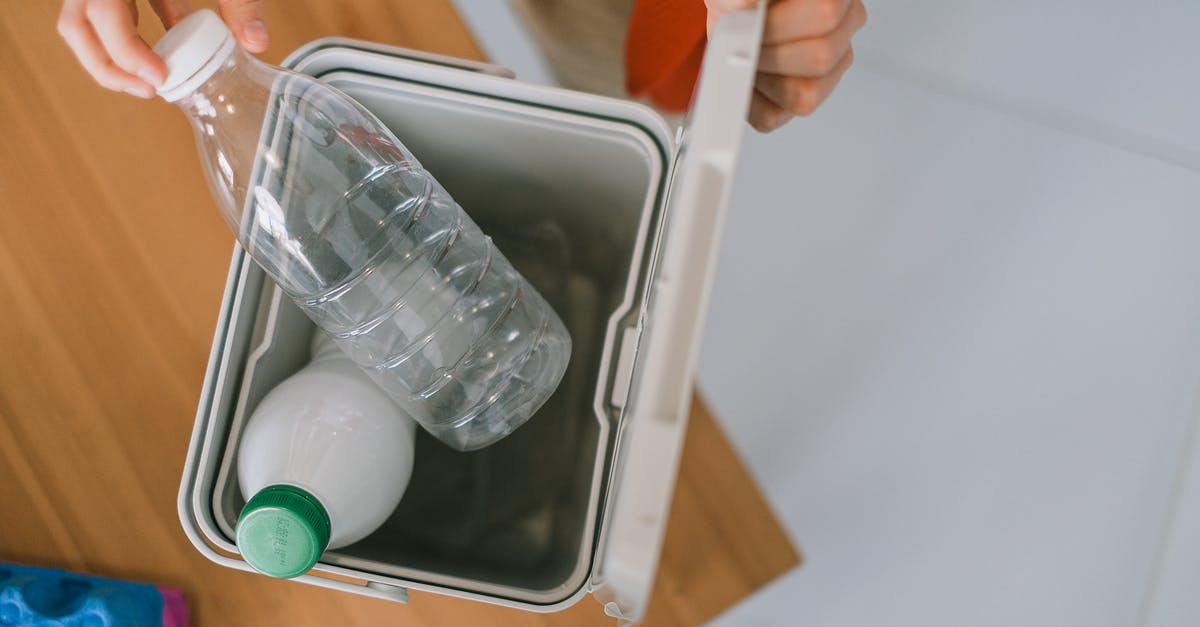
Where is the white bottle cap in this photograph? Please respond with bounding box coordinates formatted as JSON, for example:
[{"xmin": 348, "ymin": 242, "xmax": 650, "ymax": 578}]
[{"xmin": 153, "ymin": 9, "xmax": 237, "ymax": 102}]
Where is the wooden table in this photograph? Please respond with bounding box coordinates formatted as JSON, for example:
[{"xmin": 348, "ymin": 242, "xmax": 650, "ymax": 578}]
[{"xmin": 0, "ymin": 2, "xmax": 798, "ymax": 624}]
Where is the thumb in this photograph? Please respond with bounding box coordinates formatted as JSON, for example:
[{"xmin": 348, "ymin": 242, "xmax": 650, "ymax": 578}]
[{"xmin": 218, "ymin": 0, "xmax": 268, "ymax": 53}]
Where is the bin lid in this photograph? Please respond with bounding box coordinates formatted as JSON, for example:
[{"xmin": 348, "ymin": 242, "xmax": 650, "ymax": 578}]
[{"xmin": 593, "ymin": 3, "xmax": 767, "ymax": 624}]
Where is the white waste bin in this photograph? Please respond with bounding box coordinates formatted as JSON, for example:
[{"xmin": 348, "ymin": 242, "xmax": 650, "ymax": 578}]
[{"xmin": 178, "ymin": 6, "xmax": 765, "ymax": 623}]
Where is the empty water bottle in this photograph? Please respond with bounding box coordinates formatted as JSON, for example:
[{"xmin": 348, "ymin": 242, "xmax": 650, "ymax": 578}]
[{"xmin": 154, "ymin": 10, "xmax": 571, "ymax": 450}]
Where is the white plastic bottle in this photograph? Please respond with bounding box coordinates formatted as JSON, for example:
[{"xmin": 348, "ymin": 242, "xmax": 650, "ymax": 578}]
[{"xmin": 236, "ymin": 331, "xmax": 416, "ymax": 579}]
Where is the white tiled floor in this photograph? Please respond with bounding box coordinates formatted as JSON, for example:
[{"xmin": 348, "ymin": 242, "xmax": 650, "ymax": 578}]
[
  {"xmin": 454, "ymin": 1, "xmax": 1200, "ymax": 625},
  {"xmin": 703, "ymin": 67, "xmax": 1200, "ymax": 627},
  {"xmin": 855, "ymin": 0, "xmax": 1200, "ymax": 165}
]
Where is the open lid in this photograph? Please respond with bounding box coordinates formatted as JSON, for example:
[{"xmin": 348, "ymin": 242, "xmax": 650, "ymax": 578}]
[{"xmin": 594, "ymin": 4, "xmax": 767, "ymax": 624}]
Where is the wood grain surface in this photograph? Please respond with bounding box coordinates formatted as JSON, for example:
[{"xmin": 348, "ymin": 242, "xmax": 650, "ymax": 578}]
[{"xmin": 0, "ymin": 1, "xmax": 799, "ymax": 625}]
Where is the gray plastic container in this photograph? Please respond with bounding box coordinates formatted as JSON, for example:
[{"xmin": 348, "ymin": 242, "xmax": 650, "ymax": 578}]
[{"xmin": 178, "ymin": 7, "xmax": 765, "ymax": 624}]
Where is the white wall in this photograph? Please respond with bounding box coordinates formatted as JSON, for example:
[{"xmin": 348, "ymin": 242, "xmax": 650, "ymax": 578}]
[{"xmin": 454, "ymin": 1, "xmax": 1200, "ymax": 624}]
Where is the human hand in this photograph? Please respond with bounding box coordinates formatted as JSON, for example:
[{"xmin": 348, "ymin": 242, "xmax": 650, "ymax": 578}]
[
  {"xmin": 57, "ymin": 0, "xmax": 269, "ymax": 99},
  {"xmin": 706, "ymin": 0, "xmax": 867, "ymax": 132}
]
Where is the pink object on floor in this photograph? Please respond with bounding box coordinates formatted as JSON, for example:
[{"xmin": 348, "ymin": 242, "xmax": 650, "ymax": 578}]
[{"xmin": 157, "ymin": 585, "xmax": 190, "ymax": 627}]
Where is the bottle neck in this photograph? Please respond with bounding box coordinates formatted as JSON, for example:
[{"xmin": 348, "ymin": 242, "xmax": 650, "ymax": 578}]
[
  {"xmin": 174, "ymin": 47, "xmax": 271, "ymax": 123},
  {"xmin": 172, "ymin": 47, "xmax": 280, "ymax": 238}
]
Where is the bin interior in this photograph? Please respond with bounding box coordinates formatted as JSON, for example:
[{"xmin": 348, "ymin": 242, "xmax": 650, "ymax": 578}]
[{"xmin": 206, "ymin": 73, "xmax": 667, "ymax": 604}]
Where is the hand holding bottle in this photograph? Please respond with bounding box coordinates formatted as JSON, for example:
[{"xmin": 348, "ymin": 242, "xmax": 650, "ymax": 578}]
[{"xmin": 56, "ymin": 0, "xmax": 268, "ymax": 98}]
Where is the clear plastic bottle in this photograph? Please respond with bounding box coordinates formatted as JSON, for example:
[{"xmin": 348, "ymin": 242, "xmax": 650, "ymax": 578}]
[
  {"xmin": 154, "ymin": 10, "xmax": 571, "ymax": 450},
  {"xmin": 237, "ymin": 331, "xmax": 416, "ymax": 578}
]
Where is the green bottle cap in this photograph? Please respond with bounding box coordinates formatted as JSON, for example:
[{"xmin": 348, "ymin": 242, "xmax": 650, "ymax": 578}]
[{"xmin": 236, "ymin": 484, "xmax": 331, "ymax": 579}]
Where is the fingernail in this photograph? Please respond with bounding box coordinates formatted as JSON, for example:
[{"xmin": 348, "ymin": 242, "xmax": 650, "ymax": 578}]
[
  {"xmin": 137, "ymin": 68, "xmax": 163, "ymax": 86},
  {"xmin": 242, "ymin": 20, "xmax": 269, "ymax": 48},
  {"xmin": 124, "ymin": 86, "xmax": 154, "ymax": 99}
]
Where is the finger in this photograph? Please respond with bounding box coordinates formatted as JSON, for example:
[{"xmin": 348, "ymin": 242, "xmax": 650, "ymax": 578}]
[
  {"xmin": 763, "ymin": 0, "xmax": 852, "ymax": 45},
  {"xmin": 755, "ymin": 46, "xmax": 853, "ymax": 116},
  {"xmin": 87, "ymin": 0, "xmax": 166, "ymax": 85},
  {"xmin": 758, "ymin": 0, "xmax": 865, "ymax": 76},
  {"xmin": 148, "ymin": 0, "xmax": 193, "ymax": 27},
  {"xmin": 747, "ymin": 90, "xmax": 793, "ymax": 133},
  {"xmin": 218, "ymin": 0, "xmax": 269, "ymax": 52},
  {"xmin": 58, "ymin": 0, "xmax": 155, "ymax": 97}
]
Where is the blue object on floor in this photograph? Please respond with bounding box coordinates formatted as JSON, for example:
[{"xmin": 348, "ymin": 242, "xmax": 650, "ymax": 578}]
[{"xmin": 0, "ymin": 562, "xmax": 164, "ymax": 627}]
